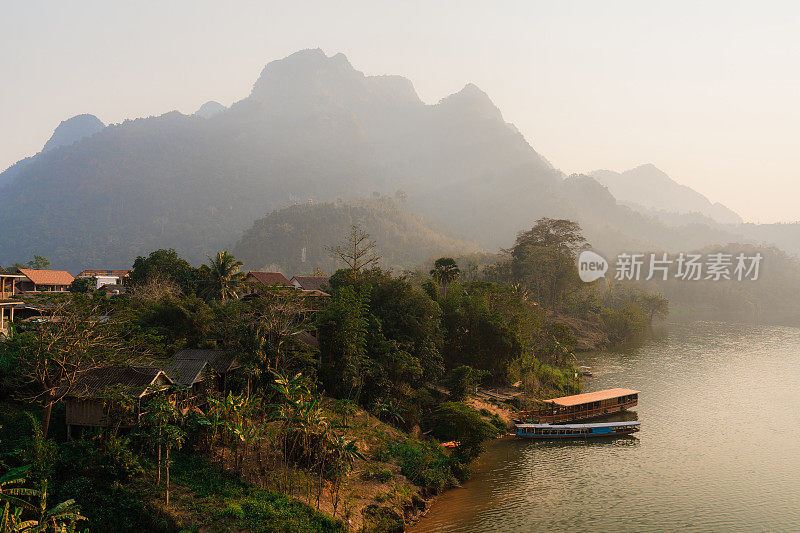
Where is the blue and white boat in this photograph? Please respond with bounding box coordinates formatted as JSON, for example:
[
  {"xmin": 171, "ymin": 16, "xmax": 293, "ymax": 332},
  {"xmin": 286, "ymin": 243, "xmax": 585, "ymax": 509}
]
[{"xmin": 515, "ymin": 421, "xmax": 640, "ymax": 439}]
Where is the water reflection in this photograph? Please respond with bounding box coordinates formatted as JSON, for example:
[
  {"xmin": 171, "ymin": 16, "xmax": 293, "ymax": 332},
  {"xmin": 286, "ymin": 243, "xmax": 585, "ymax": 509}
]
[{"xmin": 412, "ymin": 321, "xmax": 800, "ymax": 532}]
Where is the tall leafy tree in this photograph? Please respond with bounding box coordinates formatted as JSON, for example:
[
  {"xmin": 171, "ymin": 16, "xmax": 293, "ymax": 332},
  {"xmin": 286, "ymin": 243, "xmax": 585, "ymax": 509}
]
[
  {"xmin": 5, "ymin": 298, "xmax": 132, "ymax": 438},
  {"xmin": 200, "ymin": 250, "xmax": 246, "ymax": 302},
  {"xmin": 430, "ymin": 257, "xmax": 461, "ymax": 297},
  {"xmin": 317, "ymin": 285, "xmax": 369, "ymax": 400},
  {"xmin": 129, "ymin": 249, "xmax": 200, "ymax": 295},
  {"xmin": 506, "ymin": 218, "xmax": 587, "ymax": 307}
]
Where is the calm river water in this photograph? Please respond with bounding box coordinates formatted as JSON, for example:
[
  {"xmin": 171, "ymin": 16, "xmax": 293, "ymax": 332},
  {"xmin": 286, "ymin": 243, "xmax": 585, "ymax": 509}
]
[{"xmin": 411, "ymin": 321, "xmax": 800, "ymax": 532}]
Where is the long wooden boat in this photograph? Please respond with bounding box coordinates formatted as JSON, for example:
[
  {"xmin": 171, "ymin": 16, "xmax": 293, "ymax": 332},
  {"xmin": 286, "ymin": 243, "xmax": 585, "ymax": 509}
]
[
  {"xmin": 517, "ymin": 388, "xmax": 639, "ymax": 424},
  {"xmin": 515, "ymin": 421, "xmax": 640, "ymax": 439}
]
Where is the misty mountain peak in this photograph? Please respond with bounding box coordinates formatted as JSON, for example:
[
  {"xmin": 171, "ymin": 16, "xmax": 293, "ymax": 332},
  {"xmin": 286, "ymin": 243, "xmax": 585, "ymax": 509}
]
[
  {"xmin": 251, "ymin": 48, "xmax": 357, "ymax": 92},
  {"xmin": 195, "ymin": 101, "xmax": 226, "ymax": 118},
  {"xmin": 438, "ymin": 83, "xmax": 503, "ymax": 121},
  {"xmin": 589, "ymin": 165, "xmax": 743, "ymax": 224},
  {"xmin": 42, "ymin": 114, "xmax": 104, "ymax": 152},
  {"xmin": 249, "ymin": 49, "xmax": 422, "ymax": 113}
]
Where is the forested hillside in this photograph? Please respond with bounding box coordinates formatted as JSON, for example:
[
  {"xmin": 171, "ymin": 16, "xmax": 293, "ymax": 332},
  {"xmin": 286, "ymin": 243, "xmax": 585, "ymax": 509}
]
[
  {"xmin": 1, "ymin": 48, "xmax": 798, "ymax": 272},
  {"xmin": 234, "ymin": 197, "xmax": 478, "ymax": 273}
]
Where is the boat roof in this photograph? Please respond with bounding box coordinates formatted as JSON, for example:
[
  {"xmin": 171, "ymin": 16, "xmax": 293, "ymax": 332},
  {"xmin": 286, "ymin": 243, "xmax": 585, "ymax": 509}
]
[
  {"xmin": 516, "ymin": 421, "xmax": 641, "ymax": 429},
  {"xmin": 543, "ymin": 388, "xmax": 639, "ymax": 407}
]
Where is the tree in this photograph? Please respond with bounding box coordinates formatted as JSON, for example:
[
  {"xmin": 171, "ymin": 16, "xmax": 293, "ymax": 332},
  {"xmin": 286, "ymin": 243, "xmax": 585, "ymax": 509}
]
[
  {"xmin": 446, "ymin": 366, "xmax": 488, "ymax": 401},
  {"xmin": 326, "ymin": 268, "xmax": 444, "ymax": 405},
  {"xmin": 327, "ymin": 225, "xmax": 379, "ymax": 272},
  {"xmin": 637, "ymin": 291, "xmax": 669, "ymax": 323},
  {"xmin": 129, "ymin": 249, "xmax": 199, "ymax": 295},
  {"xmin": 200, "ymin": 250, "xmax": 246, "ymax": 303},
  {"xmin": 327, "ymin": 435, "xmax": 364, "ymax": 518},
  {"xmin": 240, "ymin": 288, "xmax": 313, "ymax": 375},
  {"xmin": 430, "ymin": 258, "xmax": 460, "ymax": 297},
  {"xmin": 141, "ymin": 397, "xmax": 185, "ymax": 505},
  {"xmin": 317, "ymin": 286, "xmax": 369, "ymax": 400},
  {"xmin": 6, "ymin": 298, "xmax": 131, "ymax": 438},
  {"xmin": 506, "ymin": 218, "xmax": 588, "ymax": 307},
  {"xmin": 68, "ymin": 277, "xmax": 95, "ymax": 294},
  {"xmin": 428, "ymin": 402, "xmax": 498, "ymax": 462},
  {"xmin": 11, "ymin": 255, "xmax": 51, "ymax": 271}
]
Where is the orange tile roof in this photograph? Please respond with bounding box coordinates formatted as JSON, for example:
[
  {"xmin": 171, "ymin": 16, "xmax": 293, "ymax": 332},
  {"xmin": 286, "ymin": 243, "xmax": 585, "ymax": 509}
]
[
  {"xmin": 544, "ymin": 388, "xmax": 639, "ymax": 407},
  {"xmin": 19, "ymin": 269, "xmax": 74, "ymax": 286}
]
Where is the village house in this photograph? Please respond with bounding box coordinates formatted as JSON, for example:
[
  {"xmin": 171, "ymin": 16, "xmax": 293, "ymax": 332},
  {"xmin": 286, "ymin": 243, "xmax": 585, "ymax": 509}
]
[
  {"xmin": 0, "ymin": 269, "xmax": 24, "ymax": 337},
  {"xmin": 242, "ymin": 271, "xmax": 294, "ymax": 299},
  {"xmin": 64, "ymin": 350, "xmax": 240, "ymax": 435},
  {"xmin": 170, "ymin": 349, "xmax": 240, "ymax": 391},
  {"xmin": 65, "ymin": 365, "xmax": 174, "ymax": 437},
  {"xmin": 76, "ymin": 269, "xmax": 131, "ymax": 291},
  {"xmin": 289, "ymin": 275, "xmax": 330, "ymax": 292},
  {"xmin": 16, "ymin": 268, "xmax": 74, "ymax": 293}
]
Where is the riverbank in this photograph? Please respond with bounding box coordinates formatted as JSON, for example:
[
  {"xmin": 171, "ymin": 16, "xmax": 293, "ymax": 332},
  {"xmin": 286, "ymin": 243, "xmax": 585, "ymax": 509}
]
[{"xmin": 407, "ymin": 321, "xmax": 800, "ymax": 532}]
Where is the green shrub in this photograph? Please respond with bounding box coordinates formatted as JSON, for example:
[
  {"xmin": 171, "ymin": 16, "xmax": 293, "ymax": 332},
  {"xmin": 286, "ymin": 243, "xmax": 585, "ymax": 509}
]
[
  {"xmin": 360, "ymin": 505, "xmax": 404, "ymax": 533},
  {"xmin": 383, "ymin": 440, "xmax": 456, "ymax": 494},
  {"xmin": 361, "ymin": 465, "xmax": 394, "ymax": 483},
  {"xmin": 222, "ymin": 503, "xmax": 245, "ymax": 519},
  {"xmin": 489, "ymin": 414, "xmax": 508, "ymax": 433}
]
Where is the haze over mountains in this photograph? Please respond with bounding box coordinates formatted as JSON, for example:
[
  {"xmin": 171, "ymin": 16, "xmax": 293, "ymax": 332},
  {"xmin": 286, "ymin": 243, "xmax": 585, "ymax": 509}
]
[
  {"xmin": 1, "ymin": 48, "xmax": 798, "ymax": 271},
  {"xmin": 589, "ymin": 165, "xmax": 742, "ymax": 225}
]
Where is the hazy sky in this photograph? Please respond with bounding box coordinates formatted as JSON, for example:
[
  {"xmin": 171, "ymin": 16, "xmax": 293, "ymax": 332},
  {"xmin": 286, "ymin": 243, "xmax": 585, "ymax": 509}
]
[{"xmin": 2, "ymin": 1, "xmax": 798, "ymax": 222}]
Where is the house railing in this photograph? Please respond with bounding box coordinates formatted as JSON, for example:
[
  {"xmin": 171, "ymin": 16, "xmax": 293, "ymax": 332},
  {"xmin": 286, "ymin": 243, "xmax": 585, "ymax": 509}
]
[{"xmin": 518, "ymin": 399, "xmax": 638, "ymax": 423}]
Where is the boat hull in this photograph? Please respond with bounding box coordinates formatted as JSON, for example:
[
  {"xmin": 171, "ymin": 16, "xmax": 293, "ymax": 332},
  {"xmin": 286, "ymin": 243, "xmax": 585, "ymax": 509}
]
[{"xmin": 515, "ymin": 422, "xmax": 640, "ymax": 439}]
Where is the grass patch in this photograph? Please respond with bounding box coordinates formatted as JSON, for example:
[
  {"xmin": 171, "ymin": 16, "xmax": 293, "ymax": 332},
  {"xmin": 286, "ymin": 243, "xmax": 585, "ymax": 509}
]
[{"xmin": 170, "ymin": 453, "xmax": 346, "ymax": 533}]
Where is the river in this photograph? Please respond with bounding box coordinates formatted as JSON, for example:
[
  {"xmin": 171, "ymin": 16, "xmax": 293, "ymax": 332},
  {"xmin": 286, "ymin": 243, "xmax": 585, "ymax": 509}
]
[{"xmin": 411, "ymin": 321, "xmax": 800, "ymax": 532}]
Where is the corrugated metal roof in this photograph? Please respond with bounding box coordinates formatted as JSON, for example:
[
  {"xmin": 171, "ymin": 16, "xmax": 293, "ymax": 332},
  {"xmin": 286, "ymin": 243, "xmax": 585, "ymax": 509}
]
[
  {"xmin": 161, "ymin": 359, "xmax": 212, "ymax": 387},
  {"xmin": 68, "ymin": 365, "xmax": 171, "ymax": 398},
  {"xmin": 18, "ymin": 269, "xmax": 74, "ymax": 286},
  {"xmin": 173, "ymin": 349, "xmax": 238, "ymax": 374},
  {"xmin": 544, "ymin": 388, "xmax": 639, "ymax": 407}
]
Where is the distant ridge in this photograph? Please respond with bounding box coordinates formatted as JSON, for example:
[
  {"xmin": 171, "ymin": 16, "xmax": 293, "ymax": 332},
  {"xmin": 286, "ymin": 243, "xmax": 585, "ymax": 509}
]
[
  {"xmin": 589, "ymin": 164, "xmax": 742, "ymax": 225},
  {"xmin": 0, "ymin": 113, "xmax": 105, "ymax": 189},
  {"xmin": 0, "ymin": 48, "xmax": 794, "ymax": 271}
]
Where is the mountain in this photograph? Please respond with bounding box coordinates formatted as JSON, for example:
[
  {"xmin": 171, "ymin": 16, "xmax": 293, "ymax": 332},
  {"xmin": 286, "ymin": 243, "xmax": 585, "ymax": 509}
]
[
  {"xmin": 589, "ymin": 164, "xmax": 742, "ymax": 224},
  {"xmin": 194, "ymin": 101, "xmax": 226, "ymax": 118},
  {"xmin": 42, "ymin": 114, "xmax": 105, "ymax": 152},
  {"xmin": 0, "ymin": 49, "xmax": 779, "ymax": 271},
  {"xmin": 0, "ymin": 114, "xmax": 105, "ymax": 189},
  {"xmin": 0, "ymin": 48, "xmax": 563, "ymax": 270},
  {"xmin": 233, "ymin": 197, "xmax": 479, "ymax": 274}
]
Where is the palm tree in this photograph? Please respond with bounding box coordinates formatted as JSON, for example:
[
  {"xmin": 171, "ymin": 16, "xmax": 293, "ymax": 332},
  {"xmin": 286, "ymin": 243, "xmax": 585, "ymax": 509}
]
[
  {"xmin": 0, "ymin": 470, "xmax": 86, "ymax": 532},
  {"xmin": 0, "ymin": 466, "xmax": 38, "ymax": 531},
  {"xmin": 430, "ymin": 257, "xmax": 461, "ymax": 297},
  {"xmin": 203, "ymin": 250, "xmax": 246, "ymax": 302},
  {"xmin": 327, "ymin": 435, "xmax": 364, "ymax": 517}
]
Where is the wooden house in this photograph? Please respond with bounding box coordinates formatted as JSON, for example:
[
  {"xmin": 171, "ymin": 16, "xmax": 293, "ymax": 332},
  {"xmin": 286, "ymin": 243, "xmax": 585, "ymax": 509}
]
[
  {"xmin": 171, "ymin": 349, "xmax": 240, "ymax": 392},
  {"xmin": 17, "ymin": 269, "xmax": 74, "ymax": 293},
  {"xmin": 161, "ymin": 358, "xmax": 220, "ymax": 414},
  {"xmin": 65, "ymin": 365, "xmax": 173, "ymax": 437}
]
